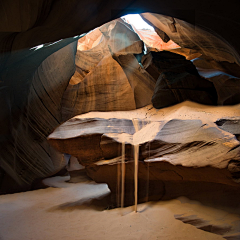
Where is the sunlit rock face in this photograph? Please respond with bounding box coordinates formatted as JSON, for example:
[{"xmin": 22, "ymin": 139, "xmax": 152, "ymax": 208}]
[
  {"xmin": 49, "ymin": 105, "xmax": 240, "ymax": 168},
  {"xmin": 61, "ymin": 19, "xmax": 156, "ymax": 121},
  {"xmin": 1, "ymin": 0, "xmax": 240, "ymax": 193},
  {"xmin": 48, "ymin": 103, "xmax": 240, "ymax": 205}
]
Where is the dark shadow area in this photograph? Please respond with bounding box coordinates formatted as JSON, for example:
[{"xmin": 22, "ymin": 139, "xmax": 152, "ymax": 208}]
[
  {"xmin": 48, "ymin": 191, "xmax": 112, "ymax": 212},
  {"xmin": 87, "ymin": 161, "xmax": 240, "ymax": 213},
  {"xmin": 67, "ymin": 169, "xmax": 93, "ymax": 183},
  {"xmin": 163, "ymin": 182, "xmax": 240, "ymax": 215},
  {"xmin": 175, "ymin": 214, "xmax": 233, "ymax": 235}
]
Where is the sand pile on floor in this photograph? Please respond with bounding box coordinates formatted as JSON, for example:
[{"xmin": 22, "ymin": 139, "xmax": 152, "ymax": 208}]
[{"xmin": 0, "ymin": 174, "xmax": 239, "ymax": 240}]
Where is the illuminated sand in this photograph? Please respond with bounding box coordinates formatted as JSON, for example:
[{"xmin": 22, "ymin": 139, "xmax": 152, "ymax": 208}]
[{"xmin": 0, "ymin": 175, "xmax": 237, "ymax": 240}]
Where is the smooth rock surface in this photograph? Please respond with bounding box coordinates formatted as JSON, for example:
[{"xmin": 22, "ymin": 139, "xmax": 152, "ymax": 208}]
[
  {"xmin": 62, "ymin": 20, "xmax": 155, "ymax": 121},
  {"xmin": 48, "ymin": 104, "xmax": 240, "ymax": 205},
  {"xmin": 1, "ymin": 41, "xmax": 77, "ymax": 188},
  {"xmin": 61, "ymin": 55, "xmax": 137, "ymax": 121},
  {"xmin": 113, "ymin": 54, "xmax": 156, "ymax": 108}
]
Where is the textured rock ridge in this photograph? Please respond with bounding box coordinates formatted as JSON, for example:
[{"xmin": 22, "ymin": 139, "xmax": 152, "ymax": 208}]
[
  {"xmin": 48, "ymin": 105, "xmax": 240, "ymax": 205},
  {"xmin": 48, "ymin": 111, "xmax": 240, "ymax": 169}
]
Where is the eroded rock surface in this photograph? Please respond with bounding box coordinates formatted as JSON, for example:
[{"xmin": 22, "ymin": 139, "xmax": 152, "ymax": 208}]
[
  {"xmin": 61, "ymin": 19, "xmax": 156, "ymax": 121},
  {"xmin": 48, "ymin": 104, "xmax": 240, "ymax": 205},
  {"xmin": 49, "ymin": 114, "xmax": 240, "ymax": 168},
  {"xmin": 140, "ymin": 13, "xmax": 240, "ymax": 64},
  {"xmin": 1, "ymin": 40, "xmax": 77, "ymax": 189},
  {"xmin": 61, "ymin": 55, "xmax": 137, "ymax": 121}
]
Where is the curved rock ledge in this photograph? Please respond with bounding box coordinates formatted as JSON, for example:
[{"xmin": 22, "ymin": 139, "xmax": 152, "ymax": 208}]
[{"xmin": 48, "ymin": 103, "xmax": 240, "ymax": 205}]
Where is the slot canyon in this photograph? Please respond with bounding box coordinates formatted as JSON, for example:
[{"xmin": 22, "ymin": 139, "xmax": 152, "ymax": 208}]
[{"xmin": 1, "ymin": 1, "xmax": 240, "ymax": 239}]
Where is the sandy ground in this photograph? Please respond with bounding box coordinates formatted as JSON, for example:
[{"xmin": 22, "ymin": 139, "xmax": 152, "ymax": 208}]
[{"xmin": 1, "ymin": 174, "xmax": 239, "ymax": 240}]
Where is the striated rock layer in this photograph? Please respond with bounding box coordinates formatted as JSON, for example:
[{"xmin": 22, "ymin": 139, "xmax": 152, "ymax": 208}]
[
  {"xmin": 49, "ymin": 116, "xmax": 240, "ymax": 168},
  {"xmin": 140, "ymin": 13, "xmax": 240, "ymax": 64},
  {"xmin": 61, "ymin": 19, "xmax": 156, "ymax": 121},
  {"xmin": 48, "ymin": 103, "xmax": 240, "ymax": 205},
  {"xmin": 1, "ymin": 40, "xmax": 77, "ymax": 189}
]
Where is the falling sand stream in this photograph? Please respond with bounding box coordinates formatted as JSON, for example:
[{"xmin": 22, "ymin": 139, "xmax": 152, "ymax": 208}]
[
  {"xmin": 117, "ymin": 118, "xmax": 151, "ymax": 213},
  {"xmin": 132, "ymin": 118, "xmax": 139, "ymax": 212}
]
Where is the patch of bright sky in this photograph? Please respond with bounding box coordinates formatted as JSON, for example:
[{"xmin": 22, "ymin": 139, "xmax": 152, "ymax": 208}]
[{"xmin": 121, "ymin": 14, "xmax": 154, "ymax": 30}]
